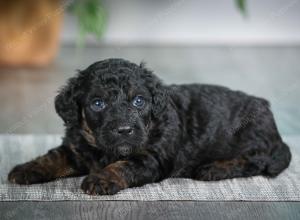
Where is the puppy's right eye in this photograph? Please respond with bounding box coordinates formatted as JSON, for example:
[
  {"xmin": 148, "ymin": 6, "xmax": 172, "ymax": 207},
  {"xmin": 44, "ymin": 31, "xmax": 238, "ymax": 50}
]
[{"xmin": 90, "ymin": 99, "xmax": 106, "ymax": 112}]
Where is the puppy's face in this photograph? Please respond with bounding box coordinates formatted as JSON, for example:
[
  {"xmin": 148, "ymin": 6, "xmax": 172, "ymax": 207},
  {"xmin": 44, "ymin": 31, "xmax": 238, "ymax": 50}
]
[
  {"xmin": 82, "ymin": 76, "xmax": 152, "ymax": 157},
  {"xmin": 55, "ymin": 59, "xmax": 167, "ymax": 158}
]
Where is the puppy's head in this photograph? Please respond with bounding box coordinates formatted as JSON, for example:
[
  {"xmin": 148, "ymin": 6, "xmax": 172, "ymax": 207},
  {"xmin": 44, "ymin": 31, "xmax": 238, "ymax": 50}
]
[{"xmin": 55, "ymin": 59, "xmax": 168, "ymax": 157}]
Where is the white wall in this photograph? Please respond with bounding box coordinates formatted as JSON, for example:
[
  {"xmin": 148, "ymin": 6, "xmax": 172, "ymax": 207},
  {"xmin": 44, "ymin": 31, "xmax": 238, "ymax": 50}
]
[{"xmin": 61, "ymin": 0, "xmax": 300, "ymax": 45}]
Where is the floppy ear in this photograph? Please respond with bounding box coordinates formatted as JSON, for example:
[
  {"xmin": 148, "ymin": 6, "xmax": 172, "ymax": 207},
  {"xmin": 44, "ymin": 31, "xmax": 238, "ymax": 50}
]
[
  {"xmin": 151, "ymin": 82, "xmax": 169, "ymax": 118},
  {"xmin": 55, "ymin": 74, "xmax": 85, "ymax": 128},
  {"xmin": 141, "ymin": 65, "xmax": 169, "ymax": 119}
]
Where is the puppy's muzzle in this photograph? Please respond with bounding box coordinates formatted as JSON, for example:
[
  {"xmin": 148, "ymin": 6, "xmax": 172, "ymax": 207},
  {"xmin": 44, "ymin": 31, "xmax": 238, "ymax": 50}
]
[{"xmin": 112, "ymin": 125, "xmax": 134, "ymax": 137}]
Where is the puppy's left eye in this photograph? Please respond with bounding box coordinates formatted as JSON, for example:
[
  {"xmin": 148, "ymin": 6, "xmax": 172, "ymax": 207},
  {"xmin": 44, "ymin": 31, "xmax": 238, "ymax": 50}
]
[
  {"xmin": 90, "ymin": 99, "xmax": 106, "ymax": 112},
  {"xmin": 132, "ymin": 95, "xmax": 145, "ymax": 108}
]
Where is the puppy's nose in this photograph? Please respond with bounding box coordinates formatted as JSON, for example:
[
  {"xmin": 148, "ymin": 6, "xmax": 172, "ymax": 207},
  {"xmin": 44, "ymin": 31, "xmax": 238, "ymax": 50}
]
[{"xmin": 117, "ymin": 126, "xmax": 134, "ymax": 135}]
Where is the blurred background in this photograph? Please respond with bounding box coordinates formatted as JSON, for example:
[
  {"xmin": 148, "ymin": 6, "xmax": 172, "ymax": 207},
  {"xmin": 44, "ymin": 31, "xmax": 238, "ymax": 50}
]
[{"xmin": 0, "ymin": 0, "xmax": 299, "ymax": 136}]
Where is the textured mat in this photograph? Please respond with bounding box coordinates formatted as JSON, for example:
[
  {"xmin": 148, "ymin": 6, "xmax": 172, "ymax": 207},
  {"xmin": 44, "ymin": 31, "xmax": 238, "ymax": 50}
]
[{"xmin": 0, "ymin": 135, "xmax": 299, "ymax": 201}]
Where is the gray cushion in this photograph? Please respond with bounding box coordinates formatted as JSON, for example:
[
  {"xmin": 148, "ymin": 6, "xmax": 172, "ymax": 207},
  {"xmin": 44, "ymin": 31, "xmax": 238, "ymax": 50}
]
[{"xmin": 0, "ymin": 135, "xmax": 299, "ymax": 201}]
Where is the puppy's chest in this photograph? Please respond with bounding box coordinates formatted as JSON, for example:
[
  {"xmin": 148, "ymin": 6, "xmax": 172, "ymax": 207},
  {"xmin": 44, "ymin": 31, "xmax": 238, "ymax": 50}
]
[
  {"xmin": 77, "ymin": 149, "xmax": 108, "ymax": 170},
  {"xmin": 84, "ymin": 157, "xmax": 108, "ymax": 172}
]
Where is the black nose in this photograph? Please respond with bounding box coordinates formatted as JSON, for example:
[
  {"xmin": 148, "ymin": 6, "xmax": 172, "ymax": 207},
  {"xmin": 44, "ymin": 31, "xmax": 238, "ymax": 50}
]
[{"xmin": 117, "ymin": 126, "xmax": 134, "ymax": 135}]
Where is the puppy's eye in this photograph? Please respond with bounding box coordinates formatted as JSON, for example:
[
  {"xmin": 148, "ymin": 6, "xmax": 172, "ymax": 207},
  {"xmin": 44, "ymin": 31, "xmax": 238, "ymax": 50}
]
[
  {"xmin": 90, "ymin": 99, "xmax": 106, "ymax": 111},
  {"xmin": 132, "ymin": 95, "xmax": 145, "ymax": 108}
]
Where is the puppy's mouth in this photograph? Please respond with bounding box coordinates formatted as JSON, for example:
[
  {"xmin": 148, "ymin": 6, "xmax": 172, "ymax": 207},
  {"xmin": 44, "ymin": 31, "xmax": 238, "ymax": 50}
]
[{"xmin": 116, "ymin": 144, "xmax": 133, "ymax": 157}]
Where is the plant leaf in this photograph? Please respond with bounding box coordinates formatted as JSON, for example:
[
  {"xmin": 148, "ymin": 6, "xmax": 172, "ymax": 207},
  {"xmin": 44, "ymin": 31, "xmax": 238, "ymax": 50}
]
[
  {"xmin": 235, "ymin": 0, "xmax": 247, "ymax": 16},
  {"xmin": 70, "ymin": 0, "xmax": 106, "ymax": 47}
]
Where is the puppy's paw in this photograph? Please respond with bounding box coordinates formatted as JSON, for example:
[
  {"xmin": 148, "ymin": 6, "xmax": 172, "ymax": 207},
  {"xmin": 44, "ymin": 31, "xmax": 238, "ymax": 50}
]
[
  {"xmin": 8, "ymin": 163, "xmax": 48, "ymax": 185},
  {"xmin": 81, "ymin": 171, "xmax": 126, "ymax": 195},
  {"xmin": 194, "ymin": 163, "xmax": 233, "ymax": 181}
]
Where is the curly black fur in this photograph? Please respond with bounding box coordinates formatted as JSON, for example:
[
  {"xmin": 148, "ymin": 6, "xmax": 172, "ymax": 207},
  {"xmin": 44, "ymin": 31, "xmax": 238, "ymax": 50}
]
[{"xmin": 8, "ymin": 58, "xmax": 291, "ymax": 195}]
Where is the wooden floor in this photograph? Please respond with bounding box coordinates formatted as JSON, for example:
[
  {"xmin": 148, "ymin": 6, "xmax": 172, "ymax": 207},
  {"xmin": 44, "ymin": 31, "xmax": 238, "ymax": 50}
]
[
  {"xmin": 0, "ymin": 201, "xmax": 299, "ymax": 220},
  {"xmin": 0, "ymin": 46, "xmax": 299, "ymax": 219}
]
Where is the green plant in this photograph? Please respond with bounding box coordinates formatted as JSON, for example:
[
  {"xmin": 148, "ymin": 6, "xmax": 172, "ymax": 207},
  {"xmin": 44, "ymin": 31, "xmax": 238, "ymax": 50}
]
[
  {"xmin": 235, "ymin": 0, "xmax": 247, "ymax": 16},
  {"xmin": 69, "ymin": 0, "xmax": 247, "ymax": 45},
  {"xmin": 69, "ymin": 0, "xmax": 106, "ymax": 46}
]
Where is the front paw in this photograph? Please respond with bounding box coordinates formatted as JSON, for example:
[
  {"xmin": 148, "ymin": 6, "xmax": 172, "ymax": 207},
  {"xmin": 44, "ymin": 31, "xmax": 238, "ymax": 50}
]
[
  {"xmin": 81, "ymin": 171, "xmax": 126, "ymax": 195},
  {"xmin": 8, "ymin": 163, "xmax": 48, "ymax": 185}
]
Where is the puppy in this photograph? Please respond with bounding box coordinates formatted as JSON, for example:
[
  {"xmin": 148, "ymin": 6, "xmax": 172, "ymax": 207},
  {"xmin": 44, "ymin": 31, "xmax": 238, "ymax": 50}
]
[{"xmin": 8, "ymin": 58, "xmax": 291, "ymax": 195}]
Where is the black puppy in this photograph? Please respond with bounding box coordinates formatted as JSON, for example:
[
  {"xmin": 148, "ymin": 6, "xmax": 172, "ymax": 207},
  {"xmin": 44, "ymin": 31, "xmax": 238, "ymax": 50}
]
[{"xmin": 8, "ymin": 58, "xmax": 291, "ymax": 195}]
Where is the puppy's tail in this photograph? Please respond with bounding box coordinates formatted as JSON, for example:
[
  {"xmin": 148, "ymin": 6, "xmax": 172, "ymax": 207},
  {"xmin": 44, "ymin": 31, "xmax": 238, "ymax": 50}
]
[{"xmin": 265, "ymin": 141, "xmax": 291, "ymax": 177}]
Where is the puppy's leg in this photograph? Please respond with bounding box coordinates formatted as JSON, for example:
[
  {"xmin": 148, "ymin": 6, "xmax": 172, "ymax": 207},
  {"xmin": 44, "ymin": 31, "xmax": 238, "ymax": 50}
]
[
  {"xmin": 8, "ymin": 145, "xmax": 88, "ymax": 184},
  {"xmin": 81, "ymin": 154, "xmax": 163, "ymax": 195},
  {"xmin": 192, "ymin": 153, "xmax": 269, "ymax": 181}
]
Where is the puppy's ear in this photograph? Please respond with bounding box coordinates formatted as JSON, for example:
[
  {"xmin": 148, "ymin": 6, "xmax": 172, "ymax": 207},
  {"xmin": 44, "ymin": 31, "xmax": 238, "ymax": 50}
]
[
  {"xmin": 151, "ymin": 82, "xmax": 169, "ymax": 119},
  {"xmin": 141, "ymin": 65, "xmax": 169, "ymax": 119},
  {"xmin": 55, "ymin": 73, "xmax": 85, "ymax": 128}
]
